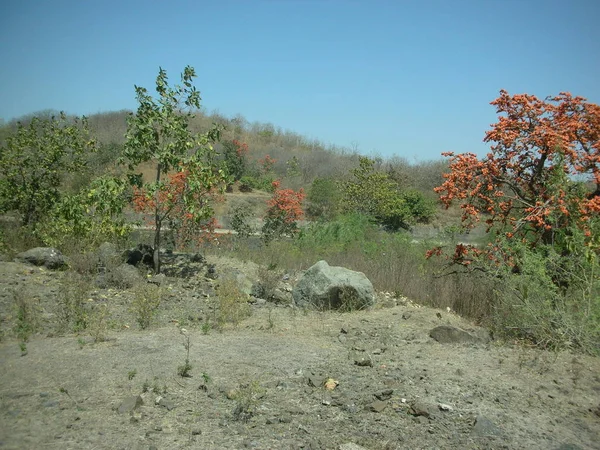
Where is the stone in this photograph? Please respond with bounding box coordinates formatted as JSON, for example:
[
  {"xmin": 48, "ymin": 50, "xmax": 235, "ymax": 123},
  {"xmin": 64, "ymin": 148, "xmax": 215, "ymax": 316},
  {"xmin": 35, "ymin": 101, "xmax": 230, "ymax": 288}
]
[
  {"xmin": 374, "ymin": 389, "xmax": 393, "ymax": 401},
  {"xmin": 104, "ymin": 264, "xmax": 143, "ymax": 289},
  {"xmin": 292, "ymin": 260, "xmax": 375, "ymax": 310},
  {"xmin": 409, "ymin": 400, "xmax": 437, "ymax": 418},
  {"xmin": 472, "ymin": 415, "xmax": 503, "ymax": 437},
  {"xmin": 118, "ymin": 395, "xmax": 143, "ymax": 414},
  {"xmin": 429, "ymin": 325, "xmax": 488, "ymax": 344},
  {"xmin": 15, "ymin": 247, "xmax": 66, "ymax": 270},
  {"xmin": 123, "ymin": 244, "xmax": 154, "ymax": 267},
  {"xmin": 158, "ymin": 397, "xmax": 175, "ymax": 411},
  {"xmin": 340, "ymin": 443, "xmax": 368, "ymax": 450},
  {"xmin": 368, "ymin": 400, "xmax": 387, "ymax": 413}
]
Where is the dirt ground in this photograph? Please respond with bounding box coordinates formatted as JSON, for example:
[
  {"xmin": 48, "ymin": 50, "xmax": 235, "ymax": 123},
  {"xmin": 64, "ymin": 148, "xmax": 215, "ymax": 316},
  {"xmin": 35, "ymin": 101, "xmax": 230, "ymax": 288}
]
[{"xmin": 0, "ymin": 256, "xmax": 599, "ymax": 450}]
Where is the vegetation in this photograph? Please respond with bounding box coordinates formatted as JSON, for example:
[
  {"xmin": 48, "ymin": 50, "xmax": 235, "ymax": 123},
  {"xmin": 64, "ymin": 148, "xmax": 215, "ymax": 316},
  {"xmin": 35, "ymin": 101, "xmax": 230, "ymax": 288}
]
[
  {"xmin": 122, "ymin": 65, "xmax": 228, "ymax": 273},
  {"xmin": 0, "ymin": 67, "xmax": 597, "ymax": 355},
  {"xmin": 429, "ymin": 90, "xmax": 600, "ymax": 352}
]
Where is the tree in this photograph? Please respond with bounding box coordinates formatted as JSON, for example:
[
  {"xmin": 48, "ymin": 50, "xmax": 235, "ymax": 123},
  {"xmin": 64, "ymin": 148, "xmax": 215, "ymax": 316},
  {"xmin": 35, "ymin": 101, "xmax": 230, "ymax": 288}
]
[
  {"xmin": 262, "ymin": 180, "xmax": 305, "ymax": 244},
  {"xmin": 222, "ymin": 139, "xmax": 248, "ymax": 182},
  {"xmin": 0, "ymin": 112, "xmax": 97, "ymax": 227},
  {"xmin": 430, "ymin": 90, "xmax": 600, "ymax": 268},
  {"xmin": 122, "ymin": 66, "xmax": 228, "ymax": 273},
  {"xmin": 342, "ymin": 157, "xmax": 435, "ymax": 230}
]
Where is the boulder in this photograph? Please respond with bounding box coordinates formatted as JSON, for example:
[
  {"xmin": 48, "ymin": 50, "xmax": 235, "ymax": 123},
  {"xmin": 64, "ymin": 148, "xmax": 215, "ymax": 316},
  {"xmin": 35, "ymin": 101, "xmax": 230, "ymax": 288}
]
[
  {"xmin": 15, "ymin": 247, "xmax": 66, "ymax": 270},
  {"xmin": 292, "ymin": 260, "xmax": 375, "ymax": 310},
  {"xmin": 430, "ymin": 325, "xmax": 490, "ymax": 344},
  {"xmin": 101, "ymin": 263, "xmax": 143, "ymax": 289},
  {"xmin": 123, "ymin": 244, "xmax": 154, "ymax": 267}
]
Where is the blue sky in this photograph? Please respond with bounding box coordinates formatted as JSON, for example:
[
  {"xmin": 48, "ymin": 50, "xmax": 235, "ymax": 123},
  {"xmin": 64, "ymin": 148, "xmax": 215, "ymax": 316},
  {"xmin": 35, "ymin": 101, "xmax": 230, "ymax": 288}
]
[{"xmin": 1, "ymin": 0, "xmax": 598, "ymax": 161}]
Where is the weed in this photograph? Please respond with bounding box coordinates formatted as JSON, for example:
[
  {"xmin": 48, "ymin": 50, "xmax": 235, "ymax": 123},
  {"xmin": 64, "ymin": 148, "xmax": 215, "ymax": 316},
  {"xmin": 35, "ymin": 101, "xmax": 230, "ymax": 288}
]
[
  {"xmin": 77, "ymin": 338, "xmax": 86, "ymax": 349},
  {"xmin": 257, "ymin": 265, "xmax": 282, "ymax": 301},
  {"xmin": 12, "ymin": 288, "xmax": 40, "ymax": 345},
  {"xmin": 57, "ymin": 272, "xmax": 91, "ymax": 333},
  {"xmin": 201, "ymin": 372, "xmax": 211, "ymax": 384},
  {"xmin": 266, "ymin": 307, "xmax": 275, "ymax": 331},
  {"xmin": 231, "ymin": 377, "xmax": 266, "ymax": 422},
  {"xmin": 19, "ymin": 341, "xmax": 27, "ymax": 356},
  {"xmin": 142, "ymin": 379, "xmax": 150, "ymax": 393},
  {"xmin": 201, "ymin": 320, "xmax": 211, "ymax": 335},
  {"xmin": 215, "ymin": 278, "xmax": 251, "ymax": 328},
  {"xmin": 131, "ymin": 282, "xmax": 161, "ymax": 330},
  {"xmin": 177, "ymin": 330, "xmax": 192, "ymax": 378},
  {"xmin": 88, "ymin": 303, "xmax": 110, "ymax": 342},
  {"xmin": 128, "ymin": 369, "xmax": 137, "ymax": 381}
]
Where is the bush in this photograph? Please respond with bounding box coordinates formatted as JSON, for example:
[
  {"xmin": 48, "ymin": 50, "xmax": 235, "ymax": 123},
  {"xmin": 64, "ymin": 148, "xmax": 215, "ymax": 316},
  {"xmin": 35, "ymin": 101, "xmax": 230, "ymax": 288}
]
[
  {"xmin": 131, "ymin": 283, "xmax": 162, "ymax": 330},
  {"xmin": 215, "ymin": 278, "xmax": 251, "ymax": 328}
]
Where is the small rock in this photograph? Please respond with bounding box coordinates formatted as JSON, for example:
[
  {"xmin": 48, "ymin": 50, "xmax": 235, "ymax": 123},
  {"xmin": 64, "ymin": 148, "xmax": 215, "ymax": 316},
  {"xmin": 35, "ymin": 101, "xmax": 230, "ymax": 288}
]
[
  {"xmin": 191, "ymin": 429, "xmax": 202, "ymax": 436},
  {"xmin": 158, "ymin": 397, "xmax": 175, "ymax": 411},
  {"xmin": 118, "ymin": 395, "xmax": 143, "ymax": 414},
  {"xmin": 410, "ymin": 400, "xmax": 436, "ymax": 418},
  {"xmin": 368, "ymin": 400, "xmax": 388, "ymax": 413},
  {"xmin": 402, "ymin": 312, "xmax": 412, "ymax": 320},
  {"xmin": 438, "ymin": 403, "xmax": 453, "ymax": 412},
  {"xmin": 430, "ymin": 325, "xmax": 488, "ymax": 344},
  {"xmin": 374, "ymin": 389, "xmax": 394, "ymax": 401},
  {"xmin": 472, "ymin": 415, "xmax": 503, "ymax": 437},
  {"xmin": 354, "ymin": 357, "xmax": 373, "ymax": 367}
]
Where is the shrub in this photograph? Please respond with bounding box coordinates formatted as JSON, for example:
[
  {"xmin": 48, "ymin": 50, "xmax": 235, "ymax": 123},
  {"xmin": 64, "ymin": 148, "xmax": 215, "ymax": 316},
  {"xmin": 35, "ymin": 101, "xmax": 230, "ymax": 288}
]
[
  {"xmin": 131, "ymin": 283, "xmax": 162, "ymax": 330},
  {"xmin": 214, "ymin": 278, "xmax": 251, "ymax": 328},
  {"xmin": 262, "ymin": 180, "xmax": 305, "ymax": 244}
]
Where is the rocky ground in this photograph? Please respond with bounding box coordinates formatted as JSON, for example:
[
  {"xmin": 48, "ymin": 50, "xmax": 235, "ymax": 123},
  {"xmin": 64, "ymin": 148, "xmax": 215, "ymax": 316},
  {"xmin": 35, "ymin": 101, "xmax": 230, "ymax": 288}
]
[{"xmin": 0, "ymin": 248, "xmax": 599, "ymax": 450}]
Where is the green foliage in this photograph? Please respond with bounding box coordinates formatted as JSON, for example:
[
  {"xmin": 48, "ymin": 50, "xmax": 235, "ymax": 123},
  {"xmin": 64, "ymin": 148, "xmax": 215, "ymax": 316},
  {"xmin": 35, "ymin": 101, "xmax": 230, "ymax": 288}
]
[
  {"xmin": 0, "ymin": 112, "xmax": 97, "ymax": 227},
  {"xmin": 230, "ymin": 204, "xmax": 255, "ymax": 239},
  {"xmin": 306, "ymin": 177, "xmax": 341, "ymax": 221},
  {"xmin": 37, "ymin": 175, "xmax": 131, "ymax": 249},
  {"xmin": 491, "ymin": 236, "xmax": 600, "ymax": 354},
  {"xmin": 222, "ymin": 140, "xmax": 247, "ymax": 181},
  {"xmin": 297, "ymin": 213, "xmax": 376, "ymax": 254},
  {"xmin": 239, "ymin": 174, "xmax": 277, "ymax": 192},
  {"xmin": 122, "ymin": 65, "xmax": 228, "ymax": 273},
  {"xmin": 131, "ymin": 283, "xmax": 162, "ymax": 330},
  {"xmin": 342, "ymin": 157, "xmax": 435, "ymax": 230},
  {"xmin": 214, "ymin": 278, "xmax": 251, "ymax": 328}
]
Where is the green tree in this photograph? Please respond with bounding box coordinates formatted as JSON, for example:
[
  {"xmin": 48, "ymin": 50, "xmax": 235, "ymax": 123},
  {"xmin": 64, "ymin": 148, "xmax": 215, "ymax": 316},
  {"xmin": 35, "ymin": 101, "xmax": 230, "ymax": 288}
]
[
  {"xmin": 342, "ymin": 157, "xmax": 435, "ymax": 230},
  {"xmin": 122, "ymin": 66, "xmax": 228, "ymax": 273},
  {"xmin": 306, "ymin": 177, "xmax": 341, "ymax": 221},
  {"xmin": 0, "ymin": 112, "xmax": 97, "ymax": 227}
]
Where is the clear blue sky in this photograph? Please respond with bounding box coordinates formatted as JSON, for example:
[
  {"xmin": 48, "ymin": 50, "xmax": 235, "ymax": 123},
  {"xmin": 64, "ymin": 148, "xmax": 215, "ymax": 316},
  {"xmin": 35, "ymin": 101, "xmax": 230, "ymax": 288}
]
[{"xmin": 1, "ymin": 0, "xmax": 598, "ymax": 161}]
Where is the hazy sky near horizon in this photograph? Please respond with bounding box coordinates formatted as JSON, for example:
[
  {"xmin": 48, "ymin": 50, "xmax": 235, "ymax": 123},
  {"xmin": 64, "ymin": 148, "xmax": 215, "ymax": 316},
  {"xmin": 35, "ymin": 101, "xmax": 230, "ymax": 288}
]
[{"xmin": 1, "ymin": 0, "xmax": 598, "ymax": 161}]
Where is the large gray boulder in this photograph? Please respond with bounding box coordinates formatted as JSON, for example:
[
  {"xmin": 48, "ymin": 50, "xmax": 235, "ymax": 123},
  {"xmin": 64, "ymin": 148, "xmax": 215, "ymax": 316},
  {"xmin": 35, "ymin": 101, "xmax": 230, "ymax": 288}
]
[
  {"xmin": 292, "ymin": 260, "xmax": 375, "ymax": 310},
  {"xmin": 15, "ymin": 247, "xmax": 67, "ymax": 270}
]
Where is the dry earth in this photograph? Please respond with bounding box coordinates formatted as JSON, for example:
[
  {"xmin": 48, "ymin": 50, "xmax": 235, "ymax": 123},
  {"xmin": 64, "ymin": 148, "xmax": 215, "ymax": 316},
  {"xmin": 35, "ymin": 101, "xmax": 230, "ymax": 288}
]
[{"xmin": 0, "ymin": 255, "xmax": 599, "ymax": 450}]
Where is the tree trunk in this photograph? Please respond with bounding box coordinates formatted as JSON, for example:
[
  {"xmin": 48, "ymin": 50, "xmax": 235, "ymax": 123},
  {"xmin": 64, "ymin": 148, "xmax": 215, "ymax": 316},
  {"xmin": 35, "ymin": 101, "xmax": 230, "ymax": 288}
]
[{"xmin": 154, "ymin": 162, "xmax": 162, "ymax": 274}]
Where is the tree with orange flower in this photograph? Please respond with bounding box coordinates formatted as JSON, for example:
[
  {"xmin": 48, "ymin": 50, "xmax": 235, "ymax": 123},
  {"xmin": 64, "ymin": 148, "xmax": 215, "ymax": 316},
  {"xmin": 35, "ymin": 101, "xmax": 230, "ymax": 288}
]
[
  {"xmin": 430, "ymin": 90, "xmax": 599, "ymax": 270},
  {"xmin": 122, "ymin": 66, "xmax": 228, "ymax": 273},
  {"xmin": 262, "ymin": 180, "xmax": 305, "ymax": 244}
]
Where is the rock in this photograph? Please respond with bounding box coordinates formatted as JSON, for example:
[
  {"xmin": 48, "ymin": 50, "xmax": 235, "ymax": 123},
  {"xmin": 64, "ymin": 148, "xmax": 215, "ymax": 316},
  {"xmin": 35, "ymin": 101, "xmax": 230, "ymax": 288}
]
[
  {"xmin": 222, "ymin": 270, "xmax": 253, "ymax": 296},
  {"xmin": 430, "ymin": 325, "xmax": 488, "ymax": 344},
  {"xmin": 368, "ymin": 400, "xmax": 387, "ymax": 413},
  {"xmin": 271, "ymin": 288, "xmax": 292, "ymax": 304},
  {"xmin": 123, "ymin": 244, "xmax": 154, "ymax": 267},
  {"xmin": 149, "ymin": 273, "xmax": 167, "ymax": 286},
  {"xmin": 374, "ymin": 389, "xmax": 393, "ymax": 401},
  {"xmin": 292, "ymin": 260, "xmax": 375, "ymax": 310},
  {"xmin": 158, "ymin": 397, "xmax": 175, "ymax": 410},
  {"xmin": 438, "ymin": 403, "xmax": 453, "ymax": 412},
  {"xmin": 96, "ymin": 242, "xmax": 121, "ymax": 268},
  {"xmin": 15, "ymin": 247, "xmax": 66, "ymax": 270},
  {"xmin": 472, "ymin": 415, "xmax": 503, "ymax": 437},
  {"xmin": 118, "ymin": 395, "xmax": 143, "ymax": 414},
  {"xmin": 104, "ymin": 264, "xmax": 143, "ymax": 289},
  {"xmin": 354, "ymin": 356, "xmax": 373, "ymax": 367},
  {"xmin": 409, "ymin": 400, "xmax": 437, "ymax": 418}
]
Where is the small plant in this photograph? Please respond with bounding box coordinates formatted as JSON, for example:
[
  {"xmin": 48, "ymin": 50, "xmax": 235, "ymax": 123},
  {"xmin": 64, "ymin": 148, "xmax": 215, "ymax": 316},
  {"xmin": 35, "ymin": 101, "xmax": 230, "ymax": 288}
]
[
  {"xmin": 201, "ymin": 320, "xmax": 211, "ymax": 335},
  {"xmin": 266, "ymin": 307, "xmax": 275, "ymax": 331},
  {"xmin": 177, "ymin": 329, "xmax": 192, "ymax": 378},
  {"xmin": 19, "ymin": 341, "xmax": 27, "ymax": 356},
  {"xmin": 142, "ymin": 379, "xmax": 151, "ymax": 393},
  {"xmin": 57, "ymin": 273, "xmax": 91, "ymax": 333},
  {"xmin": 231, "ymin": 378, "xmax": 266, "ymax": 422},
  {"xmin": 131, "ymin": 283, "xmax": 161, "ymax": 330},
  {"xmin": 77, "ymin": 338, "xmax": 86, "ymax": 349},
  {"xmin": 12, "ymin": 288, "xmax": 39, "ymax": 346},
  {"xmin": 214, "ymin": 278, "xmax": 251, "ymax": 328},
  {"xmin": 201, "ymin": 372, "xmax": 211, "ymax": 384},
  {"xmin": 128, "ymin": 369, "xmax": 137, "ymax": 381},
  {"xmin": 88, "ymin": 303, "xmax": 110, "ymax": 342},
  {"xmin": 257, "ymin": 265, "xmax": 282, "ymax": 301}
]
